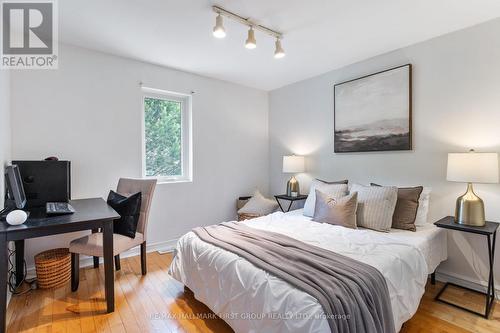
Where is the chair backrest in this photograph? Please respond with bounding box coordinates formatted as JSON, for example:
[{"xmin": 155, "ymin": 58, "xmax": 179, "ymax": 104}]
[{"xmin": 116, "ymin": 178, "xmax": 157, "ymax": 239}]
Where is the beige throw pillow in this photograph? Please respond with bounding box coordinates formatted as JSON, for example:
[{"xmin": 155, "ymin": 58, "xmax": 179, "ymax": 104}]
[
  {"xmin": 238, "ymin": 190, "xmax": 279, "ymax": 216},
  {"xmin": 312, "ymin": 190, "xmax": 358, "ymax": 229},
  {"xmin": 303, "ymin": 179, "xmax": 349, "ymax": 217},
  {"xmin": 350, "ymin": 184, "xmax": 398, "ymax": 232}
]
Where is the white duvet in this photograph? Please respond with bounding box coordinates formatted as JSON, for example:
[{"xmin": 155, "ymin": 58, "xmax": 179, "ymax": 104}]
[{"xmin": 169, "ymin": 210, "xmax": 447, "ymax": 333}]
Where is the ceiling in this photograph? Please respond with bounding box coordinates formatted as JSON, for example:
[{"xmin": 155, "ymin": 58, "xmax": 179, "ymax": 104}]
[{"xmin": 59, "ymin": 0, "xmax": 500, "ymax": 91}]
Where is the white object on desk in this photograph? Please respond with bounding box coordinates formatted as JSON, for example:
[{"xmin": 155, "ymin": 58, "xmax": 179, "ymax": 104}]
[{"xmin": 6, "ymin": 210, "xmax": 28, "ymax": 225}]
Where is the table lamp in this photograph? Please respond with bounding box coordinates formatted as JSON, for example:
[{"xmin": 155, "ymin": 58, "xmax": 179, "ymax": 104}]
[
  {"xmin": 447, "ymin": 150, "xmax": 499, "ymax": 226},
  {"xmin": 283, "ymin": 155, "xmax": 305, "ymax": 197}
]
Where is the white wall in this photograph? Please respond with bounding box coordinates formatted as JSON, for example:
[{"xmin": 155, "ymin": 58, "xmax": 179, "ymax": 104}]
[
  {"xmin": 10, "ymin": 44, "xmax": 269, "ymax": 266},
  {"xmin": 8, "ymin": 17, "xmax": 500, "ymax": 294},
  {"xmin": 269, "ymin": 19, "xmax": 500, "ymax": 291},
  {"xmin": 1, "ymin": 69, "xmax": 12, "ymax": 304},
  {"xmin": 0, "ymin": 69, "xmax": 10, "ymax": 209}
]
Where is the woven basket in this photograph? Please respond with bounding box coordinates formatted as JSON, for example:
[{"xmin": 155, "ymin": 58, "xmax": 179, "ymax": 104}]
[
  {"xmin": 238, "ymin": 213, "xmax": 261, "ymax": 221},
  {"xmin": 34, "ymin": 248, "xmax": 71, "ymax": 289}
]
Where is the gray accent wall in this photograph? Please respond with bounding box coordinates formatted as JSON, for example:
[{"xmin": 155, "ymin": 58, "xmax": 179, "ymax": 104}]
[{"xmin": 269, "ymin": 18, "xmax": 500, "ymax": 291}]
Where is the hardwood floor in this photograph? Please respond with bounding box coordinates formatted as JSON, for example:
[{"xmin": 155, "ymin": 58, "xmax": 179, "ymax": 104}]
[{"xmin": 7, "ymin": 252, "xmax": 500, "ymax": 332}]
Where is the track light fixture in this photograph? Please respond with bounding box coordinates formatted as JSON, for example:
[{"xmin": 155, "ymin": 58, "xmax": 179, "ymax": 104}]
[
  {"xmin": 245, "ymin": 27, "xmax": 257, "ymax": 49},
  {"xmin": 274, "ymin": 38, "xmax": 285, "ymax": 58},
  {"xmin": 213, "ymin": 13, "xmax": 226, "ymax": 38},
  {"xmin": 212, "ymin": 6, "xmax": 285, "ymax": 59}
]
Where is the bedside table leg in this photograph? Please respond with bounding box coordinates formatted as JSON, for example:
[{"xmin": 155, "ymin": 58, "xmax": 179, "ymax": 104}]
[
  {"xmin": 275, "ymin": 198, "xmax": 285, "ymax": 213},
  {"xmin": 485, "ymin": 232, "xmax": 496, "ymax": 317}
]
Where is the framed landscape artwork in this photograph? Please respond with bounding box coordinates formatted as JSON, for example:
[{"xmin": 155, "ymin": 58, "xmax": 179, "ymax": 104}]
[{"xmin": 334, "ymin": 64, "xmax": 412, "ymax": 153}]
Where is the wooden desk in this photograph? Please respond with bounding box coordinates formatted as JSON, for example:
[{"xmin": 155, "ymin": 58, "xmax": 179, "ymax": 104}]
[{"xmin": 0, "ymin": 198, "xmax": 120, "ymax": 333}]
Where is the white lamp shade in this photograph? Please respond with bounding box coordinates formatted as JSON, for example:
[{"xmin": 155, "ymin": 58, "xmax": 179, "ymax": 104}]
[
  {"xmin": 283, "ymin": 155, "xmax": 305, "ymax": 173},
  {"xmin": 447, "ymin": 152, "xmax": 499, "ymax": 183}
]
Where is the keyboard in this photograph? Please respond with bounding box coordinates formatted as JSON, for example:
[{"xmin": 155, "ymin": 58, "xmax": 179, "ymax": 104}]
[{"xmin": 46, "ymin": 202, "xmax": 75, "ymax": 215}]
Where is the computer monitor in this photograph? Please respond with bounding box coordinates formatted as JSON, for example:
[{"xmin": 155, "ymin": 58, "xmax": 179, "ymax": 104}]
[
  {"xmin": 5, "ymin": 165, "xmax": 27, "ymax": 209},
  {"xmin": 12, "ymin": 160, "xmax": 71, "ymax": 208}
]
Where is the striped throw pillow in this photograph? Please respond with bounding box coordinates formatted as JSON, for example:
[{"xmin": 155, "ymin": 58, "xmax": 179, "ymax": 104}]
[{"xmin": 350, "ymin": 184, "xmax": 398, "ymax": 232}]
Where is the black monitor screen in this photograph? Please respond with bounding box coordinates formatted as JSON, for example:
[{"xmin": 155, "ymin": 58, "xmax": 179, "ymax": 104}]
[
  {"xmin": 12, "ymin": 160, "xmax": 71, "ymax": 208},
  {"xmin": 5, "ymin": 165, "xmax": 27, "ymax": 209}
]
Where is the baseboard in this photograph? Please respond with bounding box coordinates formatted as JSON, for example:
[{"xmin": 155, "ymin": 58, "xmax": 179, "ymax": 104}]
[
  {"xmin": 435, "ymin": 270, "xmax": 500, "ymax": 300},
  {"xmin": 26, "ymin": 238, "xmax": 178, "ymax": 277}
]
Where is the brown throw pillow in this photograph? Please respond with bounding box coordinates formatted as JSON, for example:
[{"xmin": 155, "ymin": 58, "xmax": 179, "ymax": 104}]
[
  {"xmin": 312, "ymin": 190, "xmax": 358, "ymax": 229},
  {"xmin": 371, "ymin": 183, "xmax": 423, "ymax": 231}
]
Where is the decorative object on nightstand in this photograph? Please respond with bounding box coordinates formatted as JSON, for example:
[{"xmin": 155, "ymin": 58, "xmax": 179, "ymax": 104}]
[
  {"xmin": 282, "ymin": 155, "xmax": 305, "ymax": 197},
  {"xmin": 447, "ymin": 150, "xmax": 499, "ymax": 226},
  {"xmin": 274, "ymin": 194, "xmax": 308, "ymax": 213},
  {"xmin": 434, "ymin": 216, "xmax": 499, "ymax": 318},
  {"xmin": 237, "ymin": 190, "xmax": 279, "ymax": 221}
]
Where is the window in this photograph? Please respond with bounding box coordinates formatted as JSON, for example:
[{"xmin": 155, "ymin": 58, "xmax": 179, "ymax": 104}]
[{"xmin": 142, "ymin": 87, "xmax": 192, "ymax": 183}]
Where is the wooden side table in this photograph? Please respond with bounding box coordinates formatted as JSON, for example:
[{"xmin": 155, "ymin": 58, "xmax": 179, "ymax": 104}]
[
  {"xmin": 274, "ymin": 194, "xmax": 308, "ymax": 213},
  {"xmin": 434, "ymin": 216, "xmax": 499, "ymax": 318}
]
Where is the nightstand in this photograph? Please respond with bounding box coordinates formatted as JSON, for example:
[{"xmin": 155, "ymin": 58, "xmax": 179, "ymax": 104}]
[
  {"xmin": 434, "ymin": 216, "xmax": 499, "ymax": 318},
  {"xmin": 274, "ymin": 194, "xmax": 308, "ymax": 213}
]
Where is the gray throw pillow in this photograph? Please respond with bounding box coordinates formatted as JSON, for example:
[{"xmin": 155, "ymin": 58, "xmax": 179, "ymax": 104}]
[
  {"xmin": 312, "ymin": 190, "xmax": 358, "ymax": 229},
  {"xmin": 303, "ymin": 179, "xmax": 348, "ymax": 217},
  {"xmin": 350, "ymin": 184, "xmax": 398, "ymax": 232}
]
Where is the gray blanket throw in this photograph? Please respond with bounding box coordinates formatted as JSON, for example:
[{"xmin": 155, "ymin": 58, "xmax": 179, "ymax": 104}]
[{"xmin": 192, "ymin": 222, "xmax": 395, "ymax": 333}]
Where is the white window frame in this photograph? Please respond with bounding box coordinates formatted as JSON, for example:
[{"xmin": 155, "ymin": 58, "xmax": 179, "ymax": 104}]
[{"xmin": 141, "ymin": 87, "xmax": 192, "ymax": 184}]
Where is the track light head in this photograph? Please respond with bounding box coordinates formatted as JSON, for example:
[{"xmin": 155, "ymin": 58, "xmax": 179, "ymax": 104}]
[
  {"xmin": 213, "ymin": 14, "xmax": 226, "ymax": 38},
  {"xmin": 274, "ymin": 39, "xmax": 285, "ymax": 58},
  {"xmin": 245, "ymin": 27, "xmax": 257, "ymax": 49}
]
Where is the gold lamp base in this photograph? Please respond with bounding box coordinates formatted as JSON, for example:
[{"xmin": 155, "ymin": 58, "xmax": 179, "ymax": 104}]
[
  {"xmin": 286, "ymin": 176, "xmax": 300, "ymax": 197},
  {"xmin": 454, "ymin": 183, "xmax": 485, "ymax": 226}
]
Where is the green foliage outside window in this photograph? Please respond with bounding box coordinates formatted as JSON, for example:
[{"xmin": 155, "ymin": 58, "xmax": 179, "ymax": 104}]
[{"xmin": 144, "ymin": 97, "xmax": 182, "ymax": 177}]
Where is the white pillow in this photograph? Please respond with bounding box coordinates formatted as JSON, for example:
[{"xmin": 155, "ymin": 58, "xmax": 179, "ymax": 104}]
[
  {"xmin": 350, "ymin": 183, "xmax": 398, "ymax": 232},
  {"xmin": 414, "ymin": 187, "xmax": 432, "ymax": 226},
  {"xmin": 238, "ymin": 190, "xmax": 278, "ymax": 216},
  {"xmin": 303, "ymin": 180, "xmax": 348, "ymax": 217}
]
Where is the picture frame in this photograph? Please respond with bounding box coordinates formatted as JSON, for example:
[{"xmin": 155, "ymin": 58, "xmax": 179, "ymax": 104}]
[{"xmin": 334, "ymin": 64, "xmax": 412, "ymax": 153}]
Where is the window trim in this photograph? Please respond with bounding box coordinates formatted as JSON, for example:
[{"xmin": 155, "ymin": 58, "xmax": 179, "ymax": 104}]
[{"xmin": 141, "ymin": 87, "xmax": 192, "ymax": 184}]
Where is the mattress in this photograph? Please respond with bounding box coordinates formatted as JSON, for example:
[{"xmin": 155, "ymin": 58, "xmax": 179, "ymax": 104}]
[{"xmin": 169, "ymin": 209, "xmax": 447, "ymax": 333}]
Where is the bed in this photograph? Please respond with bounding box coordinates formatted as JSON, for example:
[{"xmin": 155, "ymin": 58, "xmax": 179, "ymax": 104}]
[{"xmin": 169, "ymin": 209, "xmax": 447, "ymax": 333}]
